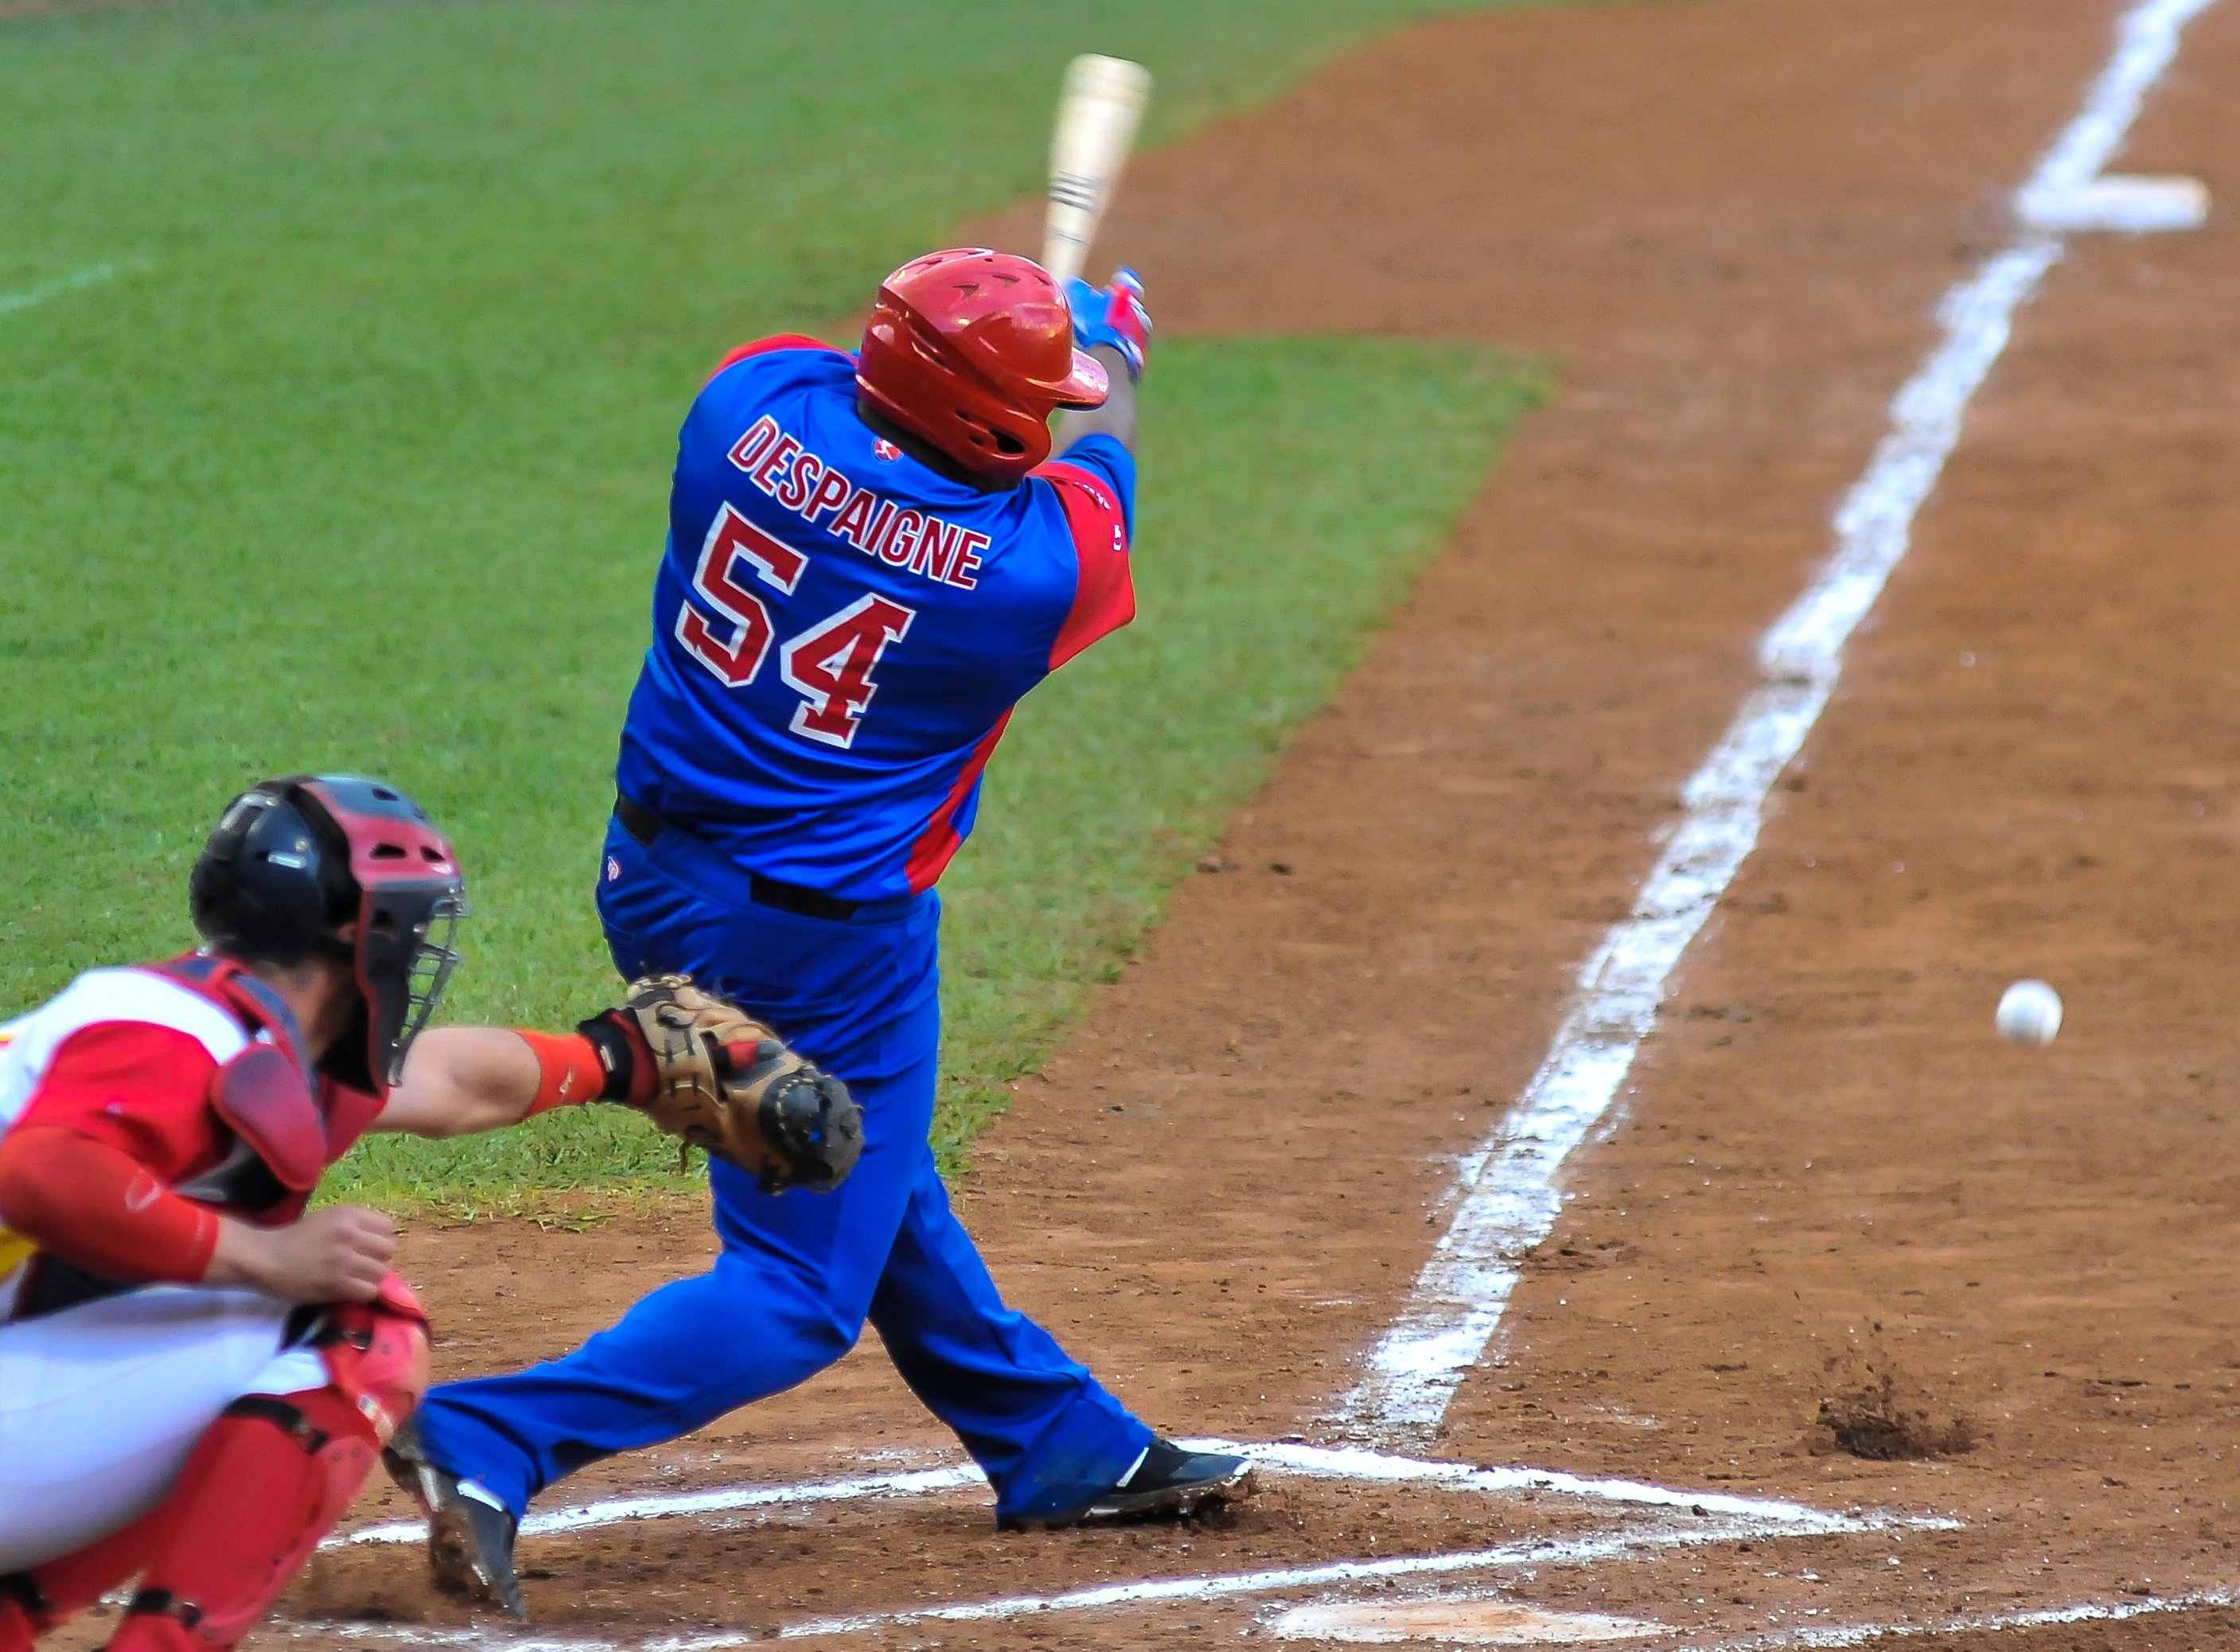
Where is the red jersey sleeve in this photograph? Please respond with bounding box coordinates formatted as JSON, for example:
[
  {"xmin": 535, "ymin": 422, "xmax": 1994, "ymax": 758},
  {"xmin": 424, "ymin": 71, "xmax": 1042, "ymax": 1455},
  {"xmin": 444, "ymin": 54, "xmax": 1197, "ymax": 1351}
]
[
  {"xmin": 1039, "ymin": 460, "xmax": 1136, "ymax": 670},
  {"xmin": 0, "ymin": 1022, "xmax": 231, "ymax": 1281},
  {"xmin": 14, "ymin": 1022, "xmax": 228, "ymax": 1182},
  {"xmin": 707, "ymin": 334, "xmax": 843, "ymax": 384},
  {"xmin": 0, "ymin": 1129, "xmax": 219, "ymax": 1283}
]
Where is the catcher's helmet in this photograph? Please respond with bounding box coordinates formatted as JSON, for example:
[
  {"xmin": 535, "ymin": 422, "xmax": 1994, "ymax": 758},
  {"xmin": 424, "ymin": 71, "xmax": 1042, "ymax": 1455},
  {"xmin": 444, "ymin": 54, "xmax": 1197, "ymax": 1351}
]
[
  {"xmin": 190, "ymin": 775, "xmax": 467, "ymax": 1094},
  {"xmin": 855, "ymin": 248, "xmax": 1108, "ymax": 484}
]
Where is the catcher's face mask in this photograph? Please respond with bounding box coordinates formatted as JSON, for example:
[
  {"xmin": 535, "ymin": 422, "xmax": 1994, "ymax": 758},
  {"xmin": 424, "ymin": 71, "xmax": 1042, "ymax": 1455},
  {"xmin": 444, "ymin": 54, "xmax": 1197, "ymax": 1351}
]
[{"xmin": 290, "ymin": 776, "xmax": 469, "ymax": 1093}]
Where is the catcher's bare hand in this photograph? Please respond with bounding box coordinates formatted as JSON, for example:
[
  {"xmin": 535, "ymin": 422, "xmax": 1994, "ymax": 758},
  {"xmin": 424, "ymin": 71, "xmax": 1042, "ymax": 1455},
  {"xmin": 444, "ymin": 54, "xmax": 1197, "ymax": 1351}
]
[
  {"xmin": 584, "ymin": 975, "xmax": 862, "ymax": 1193},
  {"xmin": 209, "ymin": 1206, "xmax": 397, "ymax": 1303}
]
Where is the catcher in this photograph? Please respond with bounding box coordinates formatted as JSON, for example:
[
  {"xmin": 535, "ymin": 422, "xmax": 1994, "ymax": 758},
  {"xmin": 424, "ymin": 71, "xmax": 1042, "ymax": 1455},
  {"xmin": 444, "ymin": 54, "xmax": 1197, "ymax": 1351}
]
[{"xmin": 0, "ymin": 773, "xmax": 855, "ymax": 1652}]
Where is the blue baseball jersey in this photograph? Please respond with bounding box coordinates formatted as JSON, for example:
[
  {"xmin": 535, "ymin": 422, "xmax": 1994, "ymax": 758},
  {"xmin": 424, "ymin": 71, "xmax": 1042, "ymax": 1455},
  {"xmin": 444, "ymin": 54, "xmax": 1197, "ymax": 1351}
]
[{"xmin": 615, "ymin": 337, "xmax": 1136, "ymax": 902}]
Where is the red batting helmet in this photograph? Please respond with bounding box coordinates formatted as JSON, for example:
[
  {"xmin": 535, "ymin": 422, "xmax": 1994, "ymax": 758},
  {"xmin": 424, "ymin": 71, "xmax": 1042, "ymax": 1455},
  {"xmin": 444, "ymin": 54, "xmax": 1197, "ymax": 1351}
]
[{"xmin": 856, "ymin": 247, "xmax": 1108, "ymax": 484}]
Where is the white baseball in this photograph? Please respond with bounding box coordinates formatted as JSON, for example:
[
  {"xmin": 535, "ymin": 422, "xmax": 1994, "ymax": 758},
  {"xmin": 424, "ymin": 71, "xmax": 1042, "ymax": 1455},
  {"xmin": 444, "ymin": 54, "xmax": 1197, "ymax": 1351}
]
[{"xmin": 1996, "ymin": 979, "xmax": 2063, "ymax": 1046}]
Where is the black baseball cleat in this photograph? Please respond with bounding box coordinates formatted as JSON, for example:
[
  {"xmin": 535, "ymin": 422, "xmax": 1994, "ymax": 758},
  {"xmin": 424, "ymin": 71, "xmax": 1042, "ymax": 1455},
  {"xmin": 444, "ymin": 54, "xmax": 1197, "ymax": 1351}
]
[
  {"xmin": 1005, "ymin": 1440, "xmax": 1257, "ymax": 1529},
  {"xmin": 381, "ymin": 1418, "xmax": 528, "ymax": 1621}
]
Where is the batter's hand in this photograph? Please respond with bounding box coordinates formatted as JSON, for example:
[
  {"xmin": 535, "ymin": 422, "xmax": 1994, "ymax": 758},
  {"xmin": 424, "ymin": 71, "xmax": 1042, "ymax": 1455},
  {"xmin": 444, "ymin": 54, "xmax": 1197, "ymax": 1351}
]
[
  {"xmin": 209, "ymin": 1205, "xmax": 398, "ymax": 1303},
  {"xmin": 1065, "ymin": 268, "xmax": 1151, "ymax": 383}
]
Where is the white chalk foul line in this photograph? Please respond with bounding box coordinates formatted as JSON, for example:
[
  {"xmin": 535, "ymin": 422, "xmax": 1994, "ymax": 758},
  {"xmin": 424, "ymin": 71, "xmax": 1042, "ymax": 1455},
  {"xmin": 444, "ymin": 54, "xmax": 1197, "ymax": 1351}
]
[
  {"xmin": 0, "ymin": 258, "xmax": 142, "ymax": 320},
  {"xmin": 1338, "ymin": 0, "xmax": 2222, "ymax": 1441},
  {"xmin": 341, "ymin": 1438, "xmax": 1907, "ymax": 1547}
]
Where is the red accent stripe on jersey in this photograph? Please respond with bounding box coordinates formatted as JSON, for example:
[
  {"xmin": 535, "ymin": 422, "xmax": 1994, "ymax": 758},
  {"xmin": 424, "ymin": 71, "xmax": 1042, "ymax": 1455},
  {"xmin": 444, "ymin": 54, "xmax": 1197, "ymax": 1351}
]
[
  {"xmin": 11, "ymin": 1020, "xmax": 228, "ymax": 1183},
  {"xmin": 904, "ymin": 711, "xmax": 1014, "ymax": 894},
  {"xmin": 706, "ymin": 334, "xmax": 843, "ymax": 385},
  {"xmin": 1039, "ymin": 461, "xmax": 1136, "ymax": 670}
]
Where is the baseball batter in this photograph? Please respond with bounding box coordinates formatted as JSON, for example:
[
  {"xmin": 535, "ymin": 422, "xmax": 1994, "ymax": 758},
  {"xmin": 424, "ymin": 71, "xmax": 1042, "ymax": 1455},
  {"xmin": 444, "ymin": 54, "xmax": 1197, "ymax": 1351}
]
[
  {"xmin": 0, "ymin": 774, "xmax": 850, "ymax": 1649},
  {"xmin": 392, "ymin": 251, "xmax": 1253, "ymax": 1611}
]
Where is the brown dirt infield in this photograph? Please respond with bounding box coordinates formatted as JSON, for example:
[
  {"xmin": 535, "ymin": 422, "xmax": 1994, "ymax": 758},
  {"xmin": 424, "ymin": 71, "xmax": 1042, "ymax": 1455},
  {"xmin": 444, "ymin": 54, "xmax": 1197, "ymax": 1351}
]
[{"xmin": 259, "ymin": 0, "xmax": 2240, "ymax": 1646}]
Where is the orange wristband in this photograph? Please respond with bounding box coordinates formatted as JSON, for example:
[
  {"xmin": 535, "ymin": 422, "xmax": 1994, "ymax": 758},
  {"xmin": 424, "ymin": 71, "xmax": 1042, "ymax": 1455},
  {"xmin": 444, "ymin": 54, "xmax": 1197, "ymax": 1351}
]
[{"xmin": 514, "ymin": 1031, "xmax": 608, "ymax": 1116}]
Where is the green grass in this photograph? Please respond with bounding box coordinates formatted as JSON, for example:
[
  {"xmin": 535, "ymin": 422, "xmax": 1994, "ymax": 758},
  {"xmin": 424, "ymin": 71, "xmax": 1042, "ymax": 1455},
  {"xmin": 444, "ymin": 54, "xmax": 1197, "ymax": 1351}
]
[{"xmin": 0, "ymin": 0, "xmax": 1545, "ymax": 1212}]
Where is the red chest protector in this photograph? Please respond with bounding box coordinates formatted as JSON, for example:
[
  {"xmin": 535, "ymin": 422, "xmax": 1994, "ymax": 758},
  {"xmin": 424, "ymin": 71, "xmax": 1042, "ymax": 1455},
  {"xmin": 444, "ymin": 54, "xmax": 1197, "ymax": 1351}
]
[{"xmin": 146, "ymin": 953, "xmax": 386, "ymax": 1224}]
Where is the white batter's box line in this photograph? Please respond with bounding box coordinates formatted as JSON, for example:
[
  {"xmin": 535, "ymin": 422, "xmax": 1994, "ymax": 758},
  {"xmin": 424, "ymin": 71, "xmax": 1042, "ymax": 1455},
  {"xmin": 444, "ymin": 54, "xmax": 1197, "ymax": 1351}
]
[
  {"xmin": 341, "ymin": 1463, "xmax": 984, "ymax": 1546},
  {"xmin": 297, "ymin": 1510, "xmax": 1837, "ymax": 1650},
  {"xmin": 1680, "ymin": 1584, "xmax": 2240, "ymax": 1650},
  {"xmin": 1181, "ymin": 1441, "xmax": 1958, "ymax": 1532},
  {"xmin": 338, "ymin": 1439, "xmax": 1950, "ymax": 1549},
  {"xmin": 1250, "ymin": 1582, "xmax": 2240, "ymax": 1647},
  {"xmin": 1334, "ymin": 0, "xmax": 2224, "ymax": 1444}
]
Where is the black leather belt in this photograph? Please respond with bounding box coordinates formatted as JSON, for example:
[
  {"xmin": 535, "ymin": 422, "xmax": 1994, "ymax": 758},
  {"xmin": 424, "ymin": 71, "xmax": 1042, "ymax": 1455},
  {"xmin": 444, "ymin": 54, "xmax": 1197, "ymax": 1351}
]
[{"xmin": 614, "ymin": 794, "xmax": 863, "ymax": 921}]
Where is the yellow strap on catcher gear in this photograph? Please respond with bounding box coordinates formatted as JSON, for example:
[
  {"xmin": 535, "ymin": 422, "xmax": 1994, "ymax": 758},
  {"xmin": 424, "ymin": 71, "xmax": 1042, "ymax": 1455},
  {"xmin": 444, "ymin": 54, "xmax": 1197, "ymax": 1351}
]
[{"xmin": 0, "ymin": 1027, "xmax": 28, "ymax": 1275}]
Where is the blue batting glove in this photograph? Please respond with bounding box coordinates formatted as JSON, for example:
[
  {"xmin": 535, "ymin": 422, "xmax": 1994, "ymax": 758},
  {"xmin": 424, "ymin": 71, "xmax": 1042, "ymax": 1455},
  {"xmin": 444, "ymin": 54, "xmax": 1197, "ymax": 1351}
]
[{"xmin": 1064, "ymin": 267, "xmax": 1151, "ymax": 384}]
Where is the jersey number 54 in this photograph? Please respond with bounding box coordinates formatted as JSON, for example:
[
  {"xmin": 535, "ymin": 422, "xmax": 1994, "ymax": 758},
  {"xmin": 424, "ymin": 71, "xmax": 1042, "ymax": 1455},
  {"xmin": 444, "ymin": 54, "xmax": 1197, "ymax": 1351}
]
[{"xmin": 677, "ymin": 504, "xmax": 916, "ymax": 750}]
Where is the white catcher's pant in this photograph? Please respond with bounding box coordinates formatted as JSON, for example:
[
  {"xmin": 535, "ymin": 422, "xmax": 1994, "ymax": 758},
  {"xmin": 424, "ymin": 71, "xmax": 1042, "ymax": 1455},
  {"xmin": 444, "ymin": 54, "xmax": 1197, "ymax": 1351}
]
[{"xmin": 0, "ymin": 1284, "xmax": 325, "ymax": 1570}]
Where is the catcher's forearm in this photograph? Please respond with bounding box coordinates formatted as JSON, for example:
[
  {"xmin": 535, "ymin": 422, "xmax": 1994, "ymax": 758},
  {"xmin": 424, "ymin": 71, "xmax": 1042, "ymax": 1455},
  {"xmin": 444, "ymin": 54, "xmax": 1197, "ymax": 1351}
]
[
  {"xmin": 378, "ymin": 976, "xmax": 863, "ymax": 1193},
  {"xmin": 374, "ymin": 1027, "xmax": 565, "ymax": 1137}
]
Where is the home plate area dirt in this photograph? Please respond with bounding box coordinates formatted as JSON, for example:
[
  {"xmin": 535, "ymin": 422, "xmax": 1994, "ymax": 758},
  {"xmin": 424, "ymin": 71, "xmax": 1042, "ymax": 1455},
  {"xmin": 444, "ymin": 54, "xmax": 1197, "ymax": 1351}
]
[{"xmin": 249, "ymin": 0, "xmax": 2240, "ymax": 1644}]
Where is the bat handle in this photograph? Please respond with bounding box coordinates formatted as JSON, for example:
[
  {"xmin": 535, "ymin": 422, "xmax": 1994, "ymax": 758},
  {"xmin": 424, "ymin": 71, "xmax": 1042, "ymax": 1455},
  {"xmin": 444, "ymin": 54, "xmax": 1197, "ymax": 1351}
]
[{"xmin": 1044, "ymin": 241, "xmax": 1086, "ymax": 284}]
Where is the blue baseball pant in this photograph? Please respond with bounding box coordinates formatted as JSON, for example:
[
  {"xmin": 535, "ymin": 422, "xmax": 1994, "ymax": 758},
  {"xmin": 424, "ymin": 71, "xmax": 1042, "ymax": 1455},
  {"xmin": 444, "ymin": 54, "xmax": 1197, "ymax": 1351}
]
[{"xmin": 409, "ymin": 816, "xmax": 1152, "ymax": 1525}]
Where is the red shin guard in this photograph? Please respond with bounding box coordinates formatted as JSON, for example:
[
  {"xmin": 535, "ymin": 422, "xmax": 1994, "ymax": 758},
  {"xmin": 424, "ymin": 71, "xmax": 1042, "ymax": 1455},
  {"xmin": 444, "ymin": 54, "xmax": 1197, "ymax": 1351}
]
[
  {"xmin": 107, "ymin": 1293, "xmax": 430, "ymax": 1651},
  {"xmin": 106, "ymin": 1389, "xmax": 378, "ymax": 1652},
  {"xmin": 0, "ymin": 1502, "xmax": 165, "ymax": 1643}
]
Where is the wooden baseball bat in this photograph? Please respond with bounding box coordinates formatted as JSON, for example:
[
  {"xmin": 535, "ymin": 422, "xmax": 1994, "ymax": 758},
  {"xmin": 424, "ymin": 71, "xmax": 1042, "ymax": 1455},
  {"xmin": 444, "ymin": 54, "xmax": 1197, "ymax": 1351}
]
[{"xmin": 1042, "ymin": 54, "xmax": 1151, "ymax": 284}]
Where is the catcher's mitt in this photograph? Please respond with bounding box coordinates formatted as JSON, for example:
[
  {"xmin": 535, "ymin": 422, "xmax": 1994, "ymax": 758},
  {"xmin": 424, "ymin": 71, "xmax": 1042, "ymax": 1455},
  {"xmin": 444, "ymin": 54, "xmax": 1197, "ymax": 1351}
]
[{"xmin": 606, "ymin": 975, "xmax": 862, "ymax": 1193}]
